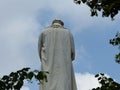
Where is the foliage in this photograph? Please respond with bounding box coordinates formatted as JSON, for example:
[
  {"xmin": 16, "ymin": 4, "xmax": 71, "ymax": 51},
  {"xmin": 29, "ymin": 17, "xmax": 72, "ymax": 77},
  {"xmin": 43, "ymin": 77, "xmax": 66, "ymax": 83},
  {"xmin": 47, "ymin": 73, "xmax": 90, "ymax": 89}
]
[
  {"xmin": 0, "ymin": 67, "xmax": 48, "ymax": 90},
  {"xmin": 74, "ymin": 0, "xmax": 120, "ymax": 19},
  {"xmin": 92, "ymin": 73, "xmax": 120, "ymax": 90},
  {"xmin": 110, "ymin": 32, "xmax": 120, "ymax": 63}
]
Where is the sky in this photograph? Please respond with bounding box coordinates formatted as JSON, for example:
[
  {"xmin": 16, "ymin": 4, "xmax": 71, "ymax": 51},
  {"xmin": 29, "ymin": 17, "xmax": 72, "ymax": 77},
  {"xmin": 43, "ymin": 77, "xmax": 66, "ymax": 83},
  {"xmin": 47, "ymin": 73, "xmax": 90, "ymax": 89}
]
[{"xmin": 0, "ymin": 0, "xmax": 120, "ymax": 90}]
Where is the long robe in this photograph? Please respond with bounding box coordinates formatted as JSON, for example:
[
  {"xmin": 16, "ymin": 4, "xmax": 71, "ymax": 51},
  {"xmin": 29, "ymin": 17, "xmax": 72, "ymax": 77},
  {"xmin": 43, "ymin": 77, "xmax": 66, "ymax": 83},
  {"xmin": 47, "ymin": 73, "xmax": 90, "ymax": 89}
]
[{"xmin": 38, "ymin": 25, "xmax": 77, "ymax": 90}]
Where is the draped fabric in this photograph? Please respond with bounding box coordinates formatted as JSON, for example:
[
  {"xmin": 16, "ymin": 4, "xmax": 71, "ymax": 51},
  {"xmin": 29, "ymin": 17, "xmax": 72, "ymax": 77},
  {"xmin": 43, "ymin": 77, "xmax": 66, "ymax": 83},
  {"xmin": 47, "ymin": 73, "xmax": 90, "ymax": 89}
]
[{"xmin": 38, "ymin": 25, "xmax": 77, "ymax": 90}]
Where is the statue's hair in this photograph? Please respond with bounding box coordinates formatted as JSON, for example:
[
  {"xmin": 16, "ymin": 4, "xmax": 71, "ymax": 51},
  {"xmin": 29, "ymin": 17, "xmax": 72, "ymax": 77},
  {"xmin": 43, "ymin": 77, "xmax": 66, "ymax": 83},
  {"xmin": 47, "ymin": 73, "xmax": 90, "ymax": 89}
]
[{"xmin": 52, "ymin": 19, "xmax": 64, "ymax": 26}]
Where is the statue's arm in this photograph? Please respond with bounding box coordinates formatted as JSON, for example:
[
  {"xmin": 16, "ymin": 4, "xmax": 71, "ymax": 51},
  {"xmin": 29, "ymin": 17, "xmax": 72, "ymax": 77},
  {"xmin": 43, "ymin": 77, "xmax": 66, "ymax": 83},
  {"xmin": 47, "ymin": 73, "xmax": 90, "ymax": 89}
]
[
  {"xmin": 70, "ymin": 32, "xmax": 75, "ymax": 61},
  {"xmin": 38, "ymin": 33, "xmax": 43, "ymax": 60}
]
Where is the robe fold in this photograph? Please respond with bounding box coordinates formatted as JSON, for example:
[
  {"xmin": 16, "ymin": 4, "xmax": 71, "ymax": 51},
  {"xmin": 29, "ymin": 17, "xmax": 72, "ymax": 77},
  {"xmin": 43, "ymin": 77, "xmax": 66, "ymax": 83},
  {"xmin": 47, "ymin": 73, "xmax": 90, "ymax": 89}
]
[{"xmin": 38, "ymin": 25, "xmax": 77, "ymax": 90}]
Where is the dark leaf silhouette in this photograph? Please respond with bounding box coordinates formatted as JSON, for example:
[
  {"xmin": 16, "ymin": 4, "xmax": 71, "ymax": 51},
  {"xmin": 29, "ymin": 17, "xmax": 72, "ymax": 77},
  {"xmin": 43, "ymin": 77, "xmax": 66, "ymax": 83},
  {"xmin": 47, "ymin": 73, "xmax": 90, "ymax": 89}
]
[
  {"xmin": 74, "ymin": 0, "xmax": 120, "ymax": 19},
  {"xmin": 0, "ymin": 67, "xmax": 48, "ymax": 89}
]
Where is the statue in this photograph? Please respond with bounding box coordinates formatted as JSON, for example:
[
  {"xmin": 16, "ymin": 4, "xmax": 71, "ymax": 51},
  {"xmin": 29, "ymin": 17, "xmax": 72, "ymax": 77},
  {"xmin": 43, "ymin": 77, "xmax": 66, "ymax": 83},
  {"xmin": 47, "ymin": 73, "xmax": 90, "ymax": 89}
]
[{"xmin": 38, "ymin": 19, "xmax": 77, "ymax": 90}]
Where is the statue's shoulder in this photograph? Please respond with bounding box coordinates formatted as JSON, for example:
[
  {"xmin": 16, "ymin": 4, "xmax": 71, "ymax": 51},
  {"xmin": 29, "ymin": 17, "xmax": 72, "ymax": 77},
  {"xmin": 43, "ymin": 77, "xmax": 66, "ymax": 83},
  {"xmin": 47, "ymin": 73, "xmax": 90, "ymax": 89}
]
[
  {"xmin": 41, "ymin": 26, "xmax": 70, "ymax": 34},
  {"xmin": 61, "ymin": 27, "xmax": 71, "ymax": 33},
  {"xmin": 41, "ymin": 26, "xmax": 51, "ymax": 33}
]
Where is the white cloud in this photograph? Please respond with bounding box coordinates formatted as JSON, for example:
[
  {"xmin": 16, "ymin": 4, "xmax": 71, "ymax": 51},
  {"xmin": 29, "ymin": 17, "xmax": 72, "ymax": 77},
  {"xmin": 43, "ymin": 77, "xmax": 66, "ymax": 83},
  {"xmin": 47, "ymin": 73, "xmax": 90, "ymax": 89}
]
[
  {"xmin": 0, "ymin": 11, "xmax": 41, "ymax": 76},
  {"xmin": 75, "ymin": 73, "xmax": 100, "ymax": 90}
]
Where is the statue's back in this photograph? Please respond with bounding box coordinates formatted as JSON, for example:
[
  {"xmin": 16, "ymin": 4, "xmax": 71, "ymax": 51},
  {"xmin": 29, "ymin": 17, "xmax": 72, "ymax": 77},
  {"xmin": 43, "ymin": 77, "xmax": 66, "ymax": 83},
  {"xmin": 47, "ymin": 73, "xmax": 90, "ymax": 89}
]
[{"xmin": 38, "ymin": 20, "xmax": 77, "ymax": 90}]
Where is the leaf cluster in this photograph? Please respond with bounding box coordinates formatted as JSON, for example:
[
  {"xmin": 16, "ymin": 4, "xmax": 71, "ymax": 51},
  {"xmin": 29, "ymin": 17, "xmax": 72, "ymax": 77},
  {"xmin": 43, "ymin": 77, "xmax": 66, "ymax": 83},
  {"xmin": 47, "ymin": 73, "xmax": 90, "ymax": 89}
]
[
  {"xmin": 92, "ymin": 73, "xmax": 120, "ymax": 90},
  {"xmin": 110, "ymin": 32, "xmax": 120, "ymax": 46},
  {"xmin": 110, "ymin": 32, "xmax": 120, "ymax": 63},
  {"xmin": 74, "ymin": 0, "xmax": 120, "ymax": 19},
  {"xmin": 0, "ymin": 67, "xmax": 48, "ymax": 90}
]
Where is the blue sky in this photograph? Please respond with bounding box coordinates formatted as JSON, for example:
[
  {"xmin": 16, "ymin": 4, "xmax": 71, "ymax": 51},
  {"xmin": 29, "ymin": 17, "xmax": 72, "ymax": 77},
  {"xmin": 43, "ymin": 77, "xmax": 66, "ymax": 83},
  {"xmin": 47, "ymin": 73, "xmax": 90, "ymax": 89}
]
[{"xmin": 0, "ymin": 0, "xmax": 120, "ymax": 90}]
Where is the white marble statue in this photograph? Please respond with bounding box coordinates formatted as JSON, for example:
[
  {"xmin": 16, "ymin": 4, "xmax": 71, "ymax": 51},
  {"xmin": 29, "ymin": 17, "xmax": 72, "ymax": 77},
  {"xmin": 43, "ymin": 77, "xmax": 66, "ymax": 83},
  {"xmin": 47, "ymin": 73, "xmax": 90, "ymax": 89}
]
[{"xmin": 38, "ymin": 19, "xmax": 77, "ymax": 90}]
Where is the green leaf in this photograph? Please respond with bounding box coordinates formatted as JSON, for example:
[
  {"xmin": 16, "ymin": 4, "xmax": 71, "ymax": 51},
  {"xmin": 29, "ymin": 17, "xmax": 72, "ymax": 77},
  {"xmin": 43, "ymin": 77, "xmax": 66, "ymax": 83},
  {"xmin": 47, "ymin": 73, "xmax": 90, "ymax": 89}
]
[
  {"xmin": 81, "ymin": 0, "xmax": 87, "ymax": 3},
  {"xmin": 98, "ymin": 77, "xmax": 101, "ymax": 80},
  {"xmin": 2, "ymin": 75, "xmax": 9, "ymax": 81},
  {"xmin": 14, "ymin": 80, "xmax": 23, "ymax": 90},
  {"xmin": 108, "ymin": 78, "xmax": 113, "ymax": 82},
  {"xmin": 77, "ymin": 1, "xmax": 81, "ymax": 4},
  {"xmin": 100, "ymin": 73, "xmax": 104, "ymax": 76},
  {"xmin": 0, "ymin": 80, "xmax": 5, "ymax": 89},
  {"xmin": 27, "ymin": 72, "xmax": 34, "ymax": 80},
  {"xmin": 95, "ymin": 74, "xmax": 99, "ymax": 77},
  {"xmin": 22, "ymin": 67, "xmax": 30, "ymax": 72}
]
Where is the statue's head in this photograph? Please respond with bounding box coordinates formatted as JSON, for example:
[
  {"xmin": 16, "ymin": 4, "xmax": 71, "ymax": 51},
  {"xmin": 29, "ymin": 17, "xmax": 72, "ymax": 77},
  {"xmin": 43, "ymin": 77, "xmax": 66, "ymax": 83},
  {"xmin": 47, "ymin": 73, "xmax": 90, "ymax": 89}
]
[{"xmin": 52, "ymin": 19, "xmax": 64, "ymax": 26}]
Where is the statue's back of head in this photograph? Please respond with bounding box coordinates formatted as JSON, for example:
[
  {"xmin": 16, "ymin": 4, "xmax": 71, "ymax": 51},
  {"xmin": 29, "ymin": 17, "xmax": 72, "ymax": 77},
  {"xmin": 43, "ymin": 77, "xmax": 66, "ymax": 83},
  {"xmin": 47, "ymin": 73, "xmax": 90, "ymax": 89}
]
[{"xmin": 52, "ymin": 19, "xmax": 64, "ymax": 26}]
